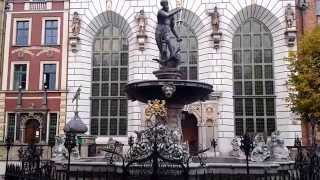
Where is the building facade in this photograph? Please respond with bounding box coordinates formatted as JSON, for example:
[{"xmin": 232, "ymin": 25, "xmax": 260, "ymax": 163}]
[
  {"xmin": 67, "ymin": 0, "xmax": 301, "ymax": 155},
  {"xmin": 0, "ymin": 0, "xmax": 69, "ymax": 144}
]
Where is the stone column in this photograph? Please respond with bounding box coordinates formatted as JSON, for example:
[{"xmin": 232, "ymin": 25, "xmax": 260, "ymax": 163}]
[{"xmin": 166, "ymin": 103, "xmax": 184, "ymax": 130}]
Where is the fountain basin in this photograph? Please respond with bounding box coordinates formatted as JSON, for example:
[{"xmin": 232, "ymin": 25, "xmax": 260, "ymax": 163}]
[{"xmin": 125, "ymin": 80, "xmax": 213, "ymax": 105}]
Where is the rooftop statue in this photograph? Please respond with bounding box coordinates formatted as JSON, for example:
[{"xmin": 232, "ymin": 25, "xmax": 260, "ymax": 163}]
[{"xmin": 155, "ymin": 0, "xmax": 182, "ymax": 69}]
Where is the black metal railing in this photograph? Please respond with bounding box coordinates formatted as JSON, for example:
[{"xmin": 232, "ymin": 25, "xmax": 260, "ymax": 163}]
[{"xmin": 5, "ymin": 136, "xmax": 320, "ymax": 180}]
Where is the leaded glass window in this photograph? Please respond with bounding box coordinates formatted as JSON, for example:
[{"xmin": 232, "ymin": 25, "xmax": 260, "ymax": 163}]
[
  {"xmin": 90, "ymin": 25, "xmax": 128, "ymax": 136},
  {"xmin": 7, "ymin": 113, "xmax": 16, "ymax": 140},
  {"xmin": 170, "ymin": 24, "xmax": 198, "ymax": 80},
  {"xmin": 48, "ymin": 113, "xmax": 57, "ymax": 143},
  {"xmin": 233, "ymin": 18, "xmax": 276, "ymax": 136}
]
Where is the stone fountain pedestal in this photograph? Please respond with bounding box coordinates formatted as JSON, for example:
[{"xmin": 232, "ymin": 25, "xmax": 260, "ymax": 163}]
[{"xmin": 125, "ymin": 69, "xmax": 213, "ymax": 131}]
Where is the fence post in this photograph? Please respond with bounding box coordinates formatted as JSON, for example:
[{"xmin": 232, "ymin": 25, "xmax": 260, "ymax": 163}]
[
  {"xmin": 240, "ymin": 133, "xmax": 253, "ymax": 175},
  {"xmin": 5, "ymin": 136, "xmax": 13, "ymax": 168}
]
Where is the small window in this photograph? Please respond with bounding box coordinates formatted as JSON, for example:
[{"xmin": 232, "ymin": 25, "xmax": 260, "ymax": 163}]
[
  {"xmin": 16, "ymin": 21, "xmax": 29, "ymax": 46},
  {"xmin": 44, "ymin": 20, "xmax": 58, "ymax": 45},
  {"xmin": 43, "ymin": 64, "xmax": 56, "ymax": 90},
  {"xmin": 13, "ymin": 64, "xmax": 27, "ymax": 90}
]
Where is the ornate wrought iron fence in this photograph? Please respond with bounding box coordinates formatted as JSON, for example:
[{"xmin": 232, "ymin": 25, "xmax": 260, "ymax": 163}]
[{"xmin": 5, "ymin": 138, "xmax": 320, "ymax": 180}]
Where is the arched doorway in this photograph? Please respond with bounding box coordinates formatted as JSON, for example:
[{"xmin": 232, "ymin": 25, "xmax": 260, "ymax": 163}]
[
  {"xmin": 181, "ymin": 111, "xmax": 198, "ymax": 155},
  {"xmin": 24, "ymin": 119, "xmax": 40, "ymax": 144}
]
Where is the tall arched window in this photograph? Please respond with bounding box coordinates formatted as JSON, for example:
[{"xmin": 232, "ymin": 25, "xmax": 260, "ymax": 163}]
[
  {"xmin": 233, "ymin": 18, "xmax": 276, "ymax": 136},
  {"xmin": 90, "ymin": 25, "xmax": 128, "ymax": 136},
  {"xmin": 171, "ymin": 23, "xmax": 198, "ymax": 80}
]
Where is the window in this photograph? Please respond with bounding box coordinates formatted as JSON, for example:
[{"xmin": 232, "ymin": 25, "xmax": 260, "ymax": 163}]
[
  {"xmin": 16, "ymin": 21, "xmax": 29, "ymax": 46},
  {"xmin": 48, "ymin": 113, "xmax": 58, "ymax": 143},
  {"xmin": 233, "ymin": 18, "xmax": 276, "ymax": 136},
  {"xmin": 13, "ymin": 64, "xmax": 27, "ymax": 90},
  {"xmin": 90, "ymin": 25, "xmax": 128, "ymax": 136},
  {"xmin": 43, "ymin": 64, "xmax": 56, "ymax": 90},
  {"xmin": 170, "ymin": 24, "xmax": 198, "ymax": 80},
  {"xmin": 7, "ymin": 113, "xmax": 16, "ymax": 140},
  {"xmin": 44, "ymin": 20, "xmax": 58, "ymax": 45}
]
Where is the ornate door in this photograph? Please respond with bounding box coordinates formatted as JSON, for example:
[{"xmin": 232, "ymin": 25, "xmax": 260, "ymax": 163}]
[
  {"xmin": 181, "ymin": 112, "xmax": 198, "ymax": 155},
  {"xmin": 24, "ymin": 119, "xmax": 40, "ymax": 144}
]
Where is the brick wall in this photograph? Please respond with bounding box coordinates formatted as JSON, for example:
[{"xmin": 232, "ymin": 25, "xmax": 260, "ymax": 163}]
[{"xmin": 295, "ymin": 0, "xmax": 319, "ymax": 145}]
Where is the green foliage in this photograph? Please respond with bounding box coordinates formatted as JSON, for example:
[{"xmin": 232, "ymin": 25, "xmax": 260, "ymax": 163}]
[{"xmin": 288, "ymin": 27, "xmax": 320, "ymax": 122}]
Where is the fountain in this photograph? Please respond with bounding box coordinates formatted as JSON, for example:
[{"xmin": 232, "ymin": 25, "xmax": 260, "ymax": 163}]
[{"xmin": 52, "ymin": 0, "xmax": 296, "ymax": 178}]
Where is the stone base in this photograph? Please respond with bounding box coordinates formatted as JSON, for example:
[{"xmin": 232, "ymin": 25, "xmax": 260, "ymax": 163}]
[
  {"xmin": 153, "ymin": 68, "xmax": 182, "ymax": 80},
  {"xmin": 53, "ymin": 157, "xmax": 295, "ymax": 175},
  {"xmin": 77, "ymin": 135, "xmax": 96, "ymax": 158}
]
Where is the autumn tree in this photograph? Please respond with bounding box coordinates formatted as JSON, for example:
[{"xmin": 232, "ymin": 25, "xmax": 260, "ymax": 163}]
[{"xmin": 288, "ymin": 27, "xmax": 320, "ymax": 145}]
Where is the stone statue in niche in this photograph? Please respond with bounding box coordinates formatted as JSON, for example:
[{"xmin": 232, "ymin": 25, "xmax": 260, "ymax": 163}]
[
  {"xmin": 208, "ymin": 6, "xmax": 222, "ymax": 49},
  {"xmin": 106, "ymin": 0, "xmax": 112, "ymax": 11},
  {"xmin": 136, "ymin": 10, "xmax": 147, "ymax": 36},
  {"xmin": 267, "ymin": 131, "xmax": 290, "ymax": 160},
  {"xmin": 155, "ymin": 0, "xmax": 182, "ymax": 69},
  {"xmin": 285, "ymin": 4, "xmax": 295, "ymax": 29},
  {"xmin": 136, "ymin": 10, "xmax": 148, "ymax": 51},
  {"xmin": 211, "ymin": 6, "xmax": 220, "ymax": 33},
  {"xmin": 71, "ymin": 12, "xmax": 81, "ymax": 37},
  {"xmin": 251, "ymin": 134, "xmax": 270, "ymax": 162}
]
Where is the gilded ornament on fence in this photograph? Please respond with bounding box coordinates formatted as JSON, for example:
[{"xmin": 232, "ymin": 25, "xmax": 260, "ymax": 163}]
[{"xmin": 145, "ymin": 99, "xmax": 167, "ymax": 120}]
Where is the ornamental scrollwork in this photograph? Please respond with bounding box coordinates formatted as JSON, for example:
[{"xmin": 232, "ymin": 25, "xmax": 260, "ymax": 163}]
[{"xmin": 144, "ymin": 99, "xmax": 167, "ymax": 122}]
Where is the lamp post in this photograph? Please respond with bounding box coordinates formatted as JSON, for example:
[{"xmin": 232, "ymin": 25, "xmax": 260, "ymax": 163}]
[{"xmin": 64, "ymin": 131, "xmax": 77, "ymax": 180}]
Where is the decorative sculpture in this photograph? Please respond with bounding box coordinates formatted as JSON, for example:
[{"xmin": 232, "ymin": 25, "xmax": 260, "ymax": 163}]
[
  {"xmin": 230, "ymin": 137, "xmax": 245, "ymax": 159},
  {"xmin": 268, "ymin": 131, "xmax": 290, "ymax": 160},
  {"xmin": 211, "ymin": 6, "xmax": 220, "ymax": 33},
  {"xmin": 155, "ymin": 0, "xmax": 182, "ymax": 69},
  {"xmin": 136, "ymin": 10, "xmax": 147, "ymax": 36},
  {"xmin": 136, "ymin": 10, "xmax": 148, "ymax": 51},
  {"xmin": 106, "ymin": 0, "xmax": 112, "ymax": 11},
  {"xmin": 208, "ymin": 6, "xmax": 222, "ymax": 49},
  {"xmin": 144, "ymin": 99, "xmax": 167, "ymax": 122},
  {"xmin": 52, "ymin": 136, "xmax": 68, "ymax": 160},
  {"xmin": 70, "ymin": 12, "xmax": 81, "ymax": 52},
  {"xmin": 284, "ymin": 4, "xmax": 296, "ymax": 47},
  {"xmin": 285, "ymin": 4, "xmax": 295, "ymax": 29},
  {"xmin": 251, "ymin": 134, "xmax": 270, "ymax": 162},
  {"xmin": 71, "ymin": 12, "xmax": 81, "ymax": 37},
  {"xmin": 161, "ymin": 83, "xmax": 176, "ymax": 98}
]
